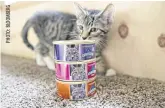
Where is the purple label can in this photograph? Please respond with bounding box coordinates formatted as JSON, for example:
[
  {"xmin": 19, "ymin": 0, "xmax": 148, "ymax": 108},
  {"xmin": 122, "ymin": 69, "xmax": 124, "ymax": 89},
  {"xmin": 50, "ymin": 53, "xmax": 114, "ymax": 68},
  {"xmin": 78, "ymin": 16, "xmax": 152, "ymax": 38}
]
[
  {"xmin": 54, "ymin": 44, "xmax": 80, "ymax": 61},
  {"xmin": 53, "ymin": 40, "xmax": 95, "ymax": 61},
  {"xmin": 80, "ymin": 44, "xmax": 95, "ymax": 60}
]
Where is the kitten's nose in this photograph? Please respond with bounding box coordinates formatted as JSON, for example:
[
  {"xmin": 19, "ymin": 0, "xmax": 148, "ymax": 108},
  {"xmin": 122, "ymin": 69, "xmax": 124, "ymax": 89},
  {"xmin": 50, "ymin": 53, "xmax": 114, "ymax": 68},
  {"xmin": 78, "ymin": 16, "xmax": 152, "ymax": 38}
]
[{"xmin": 82, "ymin": 37, "xmax": 87, "ymax": 40}]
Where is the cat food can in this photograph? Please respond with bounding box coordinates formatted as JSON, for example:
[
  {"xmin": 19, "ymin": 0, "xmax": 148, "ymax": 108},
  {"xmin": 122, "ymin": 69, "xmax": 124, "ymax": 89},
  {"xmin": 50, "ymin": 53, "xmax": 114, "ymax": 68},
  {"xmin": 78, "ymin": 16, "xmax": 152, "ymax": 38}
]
[
  {"xmin": 53, "ymin": 40, "xmax": 95, "ymax": 61},
  {"xmin": 56, "ymin": 77, "xmax": 96, "ymax": 100},
  {"xmin": 55, "ymin": 59, "xmax": 96, "ymax": 81}
]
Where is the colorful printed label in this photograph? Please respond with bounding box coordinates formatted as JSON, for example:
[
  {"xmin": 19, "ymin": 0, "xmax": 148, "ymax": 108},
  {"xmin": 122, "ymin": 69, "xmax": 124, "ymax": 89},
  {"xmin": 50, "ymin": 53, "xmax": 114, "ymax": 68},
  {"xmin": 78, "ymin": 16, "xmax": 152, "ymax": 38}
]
[
  {"xmin": 87, "ymin": 62, "xmax": 96, "ymax": 79},
  {"xmin": 70, "ymin": 84, "xmax": 86, "ymax": 100},
  {"xmin": 81, "ymin": 44, "xmax": 95, "ymax": 60},
  {"xmin": 65, "ymin": 44, "xmax": 80, "ymax": 61},
  {"xmin": 55, "ymin": 61, "xmax": 96, "ymax": 81},
  {"xmin": 56, "ymin": 81, "xmax": 70, "ymax": 99},
  {"xmin": 87, "ymin": 80, "xmax": 96, "ymax": 97},
  {"xmin": 56, "ymin": 63, "xmax": 87, "ymax": 81},
  {"xmin": 56, "ymin": 79, "xmax": 96, "ymax": 100},
  {"xmin": 54, "ymin": 45, "xmax": 65, "ymax": 60},
  {"xmin": 55, "ymin": 63, "xmax": 70, "ymax": 80},
  {"xmin": 54, "ymin": 43, "xmax": 95, "ymax": 61},
  {"xmin": 70, "ymin": 64, "xmax": 86, "ymax": 80}
]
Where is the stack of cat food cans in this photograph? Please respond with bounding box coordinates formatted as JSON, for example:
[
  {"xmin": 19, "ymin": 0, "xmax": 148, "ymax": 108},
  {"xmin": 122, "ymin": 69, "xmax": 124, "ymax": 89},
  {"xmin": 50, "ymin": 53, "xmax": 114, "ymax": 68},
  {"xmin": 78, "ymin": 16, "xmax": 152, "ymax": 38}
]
[{"xmin": 53, "ymin": 40, "xmax": 96, "ymax": 100}]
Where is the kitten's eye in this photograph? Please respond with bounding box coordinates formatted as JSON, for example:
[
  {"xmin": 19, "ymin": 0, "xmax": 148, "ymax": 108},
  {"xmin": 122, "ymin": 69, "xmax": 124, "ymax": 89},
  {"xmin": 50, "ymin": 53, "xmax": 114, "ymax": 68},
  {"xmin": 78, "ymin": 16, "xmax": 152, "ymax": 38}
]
[
  {"xmin": 78, "ymin": 25, "xmax": 83, "ymax": 30},
  {"xmin": 90, "ymin": 28, "xmax": 98, "ymax": 32}
]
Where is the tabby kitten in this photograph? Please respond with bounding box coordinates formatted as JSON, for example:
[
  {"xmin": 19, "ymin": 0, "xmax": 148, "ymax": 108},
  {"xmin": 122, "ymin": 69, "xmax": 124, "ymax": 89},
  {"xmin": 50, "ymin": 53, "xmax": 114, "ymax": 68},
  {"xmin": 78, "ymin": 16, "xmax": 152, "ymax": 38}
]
[
  {"xmin": 74, "ymin": 3, "xmax": 116, "ymax": 76},
  {"xmin": 21, "ymin": 11, "xmax": 79, "ymax": 70},
  {"xmin": 21, "ymin": 3, "xmax": 116, "ymax": 76}
]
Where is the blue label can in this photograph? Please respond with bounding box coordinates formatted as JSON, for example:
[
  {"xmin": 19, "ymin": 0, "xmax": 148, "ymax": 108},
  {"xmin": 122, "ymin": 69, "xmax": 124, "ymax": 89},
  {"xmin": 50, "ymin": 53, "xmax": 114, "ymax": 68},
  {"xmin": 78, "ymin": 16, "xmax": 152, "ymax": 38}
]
[{"xmin": 80, "ymin": 44, "xmax": 95, "ymax": 60}]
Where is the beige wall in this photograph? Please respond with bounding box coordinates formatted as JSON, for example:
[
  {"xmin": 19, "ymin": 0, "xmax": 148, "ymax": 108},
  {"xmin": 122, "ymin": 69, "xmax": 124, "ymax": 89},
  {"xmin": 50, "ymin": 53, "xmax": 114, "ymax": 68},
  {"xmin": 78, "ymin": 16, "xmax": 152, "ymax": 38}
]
[{"xmin": 1, "ymin": 1, "xmax": 165, "ymax": 81}]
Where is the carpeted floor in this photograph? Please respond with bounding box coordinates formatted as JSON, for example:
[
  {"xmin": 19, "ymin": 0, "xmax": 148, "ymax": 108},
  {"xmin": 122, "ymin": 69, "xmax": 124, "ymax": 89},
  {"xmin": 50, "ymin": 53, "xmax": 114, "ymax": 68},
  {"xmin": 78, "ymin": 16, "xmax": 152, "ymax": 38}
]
[{"xmin": 1, "ymin": 54, "xmax": 165, "ymax": 108}]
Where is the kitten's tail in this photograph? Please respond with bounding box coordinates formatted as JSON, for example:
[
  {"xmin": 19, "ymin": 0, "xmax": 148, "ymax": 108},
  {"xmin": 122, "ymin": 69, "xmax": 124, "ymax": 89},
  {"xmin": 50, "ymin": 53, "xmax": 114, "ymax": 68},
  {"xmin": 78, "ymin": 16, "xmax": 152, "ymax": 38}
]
[{"xmin": 21, "ymin": 19, "xmax": 34, "ymax": 50}]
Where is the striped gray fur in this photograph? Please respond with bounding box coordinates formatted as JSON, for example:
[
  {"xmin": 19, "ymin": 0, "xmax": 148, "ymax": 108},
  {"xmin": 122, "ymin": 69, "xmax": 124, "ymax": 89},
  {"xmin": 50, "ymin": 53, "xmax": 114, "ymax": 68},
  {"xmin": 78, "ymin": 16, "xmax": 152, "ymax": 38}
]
[
  {"xmin": 22, "ymin": 11, "xmax": 79, "ymax": 56},
  {"xmin": 21, "ymin": 3, "xmax": 114, "ymax": 75},
  {"xmin": 75, "ymin": 3, "xmax": 114, "ymax": 75}
]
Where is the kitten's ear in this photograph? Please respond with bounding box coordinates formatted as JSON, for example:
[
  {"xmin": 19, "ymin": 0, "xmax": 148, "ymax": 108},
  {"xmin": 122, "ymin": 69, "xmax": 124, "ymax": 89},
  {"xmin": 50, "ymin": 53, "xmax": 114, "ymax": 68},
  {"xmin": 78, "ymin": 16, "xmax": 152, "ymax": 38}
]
[
  {"xmin": 97, "ymin": 3, "xmax": 114, "ymax": 24},
  {"xmin": 74, "ymin": 2, "xmax": 87, "ymax": 17}
]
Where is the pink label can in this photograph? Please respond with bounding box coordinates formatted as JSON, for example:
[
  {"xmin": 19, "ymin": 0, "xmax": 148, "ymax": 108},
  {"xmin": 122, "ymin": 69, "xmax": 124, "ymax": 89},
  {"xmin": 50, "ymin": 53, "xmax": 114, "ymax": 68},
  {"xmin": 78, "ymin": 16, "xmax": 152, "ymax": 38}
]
[{"xmin": 55, "ymin": 60, "xmax": 96, "ymax": 81}]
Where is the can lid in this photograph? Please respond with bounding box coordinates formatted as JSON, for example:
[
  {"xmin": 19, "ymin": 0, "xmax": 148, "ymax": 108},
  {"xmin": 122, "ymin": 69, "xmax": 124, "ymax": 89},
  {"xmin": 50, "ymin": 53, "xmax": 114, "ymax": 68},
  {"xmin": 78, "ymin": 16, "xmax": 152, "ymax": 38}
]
[
  {"xmin": 54, "ymin": 59, "xmax": 96, "ymax": 64},
  {"xmin": 53, "ymin": 40, "xmax": 95, "ymax": 44},
  {"xmin": 56, "ymin": 76, "xmax": 96, "ymax": 83}
]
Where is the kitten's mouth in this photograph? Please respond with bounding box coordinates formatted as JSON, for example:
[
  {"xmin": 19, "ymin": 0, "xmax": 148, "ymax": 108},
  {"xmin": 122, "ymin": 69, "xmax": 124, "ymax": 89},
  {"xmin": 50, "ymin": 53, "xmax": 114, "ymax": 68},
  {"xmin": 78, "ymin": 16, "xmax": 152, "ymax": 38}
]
[
  {"xmin": 82, "ymin": 37, "xmax": 88, "ymax": 40},
  {"xmin": 81, "ymin": 37, "xmax": 92, "ymax": 40},
  {"xmin": 80, "ymin": 36, "xmax": 97, "ymax": 41}
]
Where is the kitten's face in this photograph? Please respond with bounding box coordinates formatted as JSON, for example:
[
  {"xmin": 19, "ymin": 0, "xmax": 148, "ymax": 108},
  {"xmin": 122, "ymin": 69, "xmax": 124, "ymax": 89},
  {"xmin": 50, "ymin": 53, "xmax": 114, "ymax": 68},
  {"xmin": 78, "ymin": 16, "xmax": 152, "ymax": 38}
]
[{"xmin": 74, "ymin": 3, "xmax": 114, "ymax": 42}]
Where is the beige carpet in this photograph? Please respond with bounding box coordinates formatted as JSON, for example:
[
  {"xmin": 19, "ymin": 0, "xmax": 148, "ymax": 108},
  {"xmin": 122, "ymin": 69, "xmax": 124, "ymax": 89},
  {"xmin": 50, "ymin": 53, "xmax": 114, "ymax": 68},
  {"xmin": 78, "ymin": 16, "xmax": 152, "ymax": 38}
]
[{"xmin": 1, "ymin": 54, "xmax": 165, "ymax": 108}]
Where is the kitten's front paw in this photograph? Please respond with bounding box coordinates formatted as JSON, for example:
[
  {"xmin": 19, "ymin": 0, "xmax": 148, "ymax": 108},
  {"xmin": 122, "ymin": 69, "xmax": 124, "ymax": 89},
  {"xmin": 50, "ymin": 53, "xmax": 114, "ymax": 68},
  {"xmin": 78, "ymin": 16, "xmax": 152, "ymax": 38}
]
[
  {"xmin": 47, "ymin": 63, "xmax": 55, "ymax": 71},
  {"xmin": 36, "ymin": 59, "xmax": 46, "ymax": 66},
  {"xmin": 46, "ymin": 60, "xmax": 55, "ymax": 71},
  {"xmin": 43, "ymin": 56, "xmax": 55, "ymax": 71},
  {"xmin": 106, "ymin": 69, "xmax": 116, "ymax": 76},
  {"xmin": 36, "ymin": 54, "xmax": 46, "ymax": 66}
]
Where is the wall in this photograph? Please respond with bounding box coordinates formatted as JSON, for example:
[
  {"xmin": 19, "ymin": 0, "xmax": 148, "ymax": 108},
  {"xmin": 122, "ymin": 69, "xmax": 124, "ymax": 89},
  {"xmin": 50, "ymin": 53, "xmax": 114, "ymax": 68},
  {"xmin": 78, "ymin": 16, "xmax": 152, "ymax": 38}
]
[
  {"xmin": 104, "ymin": 2, "xmax": 165, "ymax": 81},
  {"xmin": 1, "ymin": 1, "xmax": 165, "ymax": 81}
]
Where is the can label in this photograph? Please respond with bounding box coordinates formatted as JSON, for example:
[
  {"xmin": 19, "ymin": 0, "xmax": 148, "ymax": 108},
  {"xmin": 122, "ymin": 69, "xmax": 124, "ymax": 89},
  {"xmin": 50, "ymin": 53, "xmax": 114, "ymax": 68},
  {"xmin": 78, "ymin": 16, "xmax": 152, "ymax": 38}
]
[
  {"xmin": 54, "ymin": 44, "xmax": 65, "ymax": 60},
  {"xmin": 87, "ymin": 80, "xmax": 96, "ymax": 97},
  {"xmin": 70, "ymin": 64, "xmax": 86, "ymax": 80},
  {"xmin": 80, "ymin": 44, "xmax": 95, "ymax": 60},
  {"xmin": 56, "ymin": 81, "xmax": 70, "ymax": 99},
  {"xmin": 87, "ymin": 62, "xmax": 96, "ymax": 79},
  {"xmin": 66, "ymin": 44, "xmax": 80, "ymax": 61},
  {"xmin": 56, "ymin": 79, "xmax": 96, "ymax": 100},
  {"xmin": 54, "ymin": 44, "xmax": 80, "ymax": 61},
  {"xmin": 54, "ymin": 44, "xmax": 95, "ymax": 61},
  {"xmin": 70, "ymin": 84, "xmax": 86, "ymax": 100},
  {"xmin": 55, "ymin": 61, "xmax": 96, "ymax": 81},
  {"xmin": 56, "ymin": 63, "xmax": 70, "ymax": 80}
]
